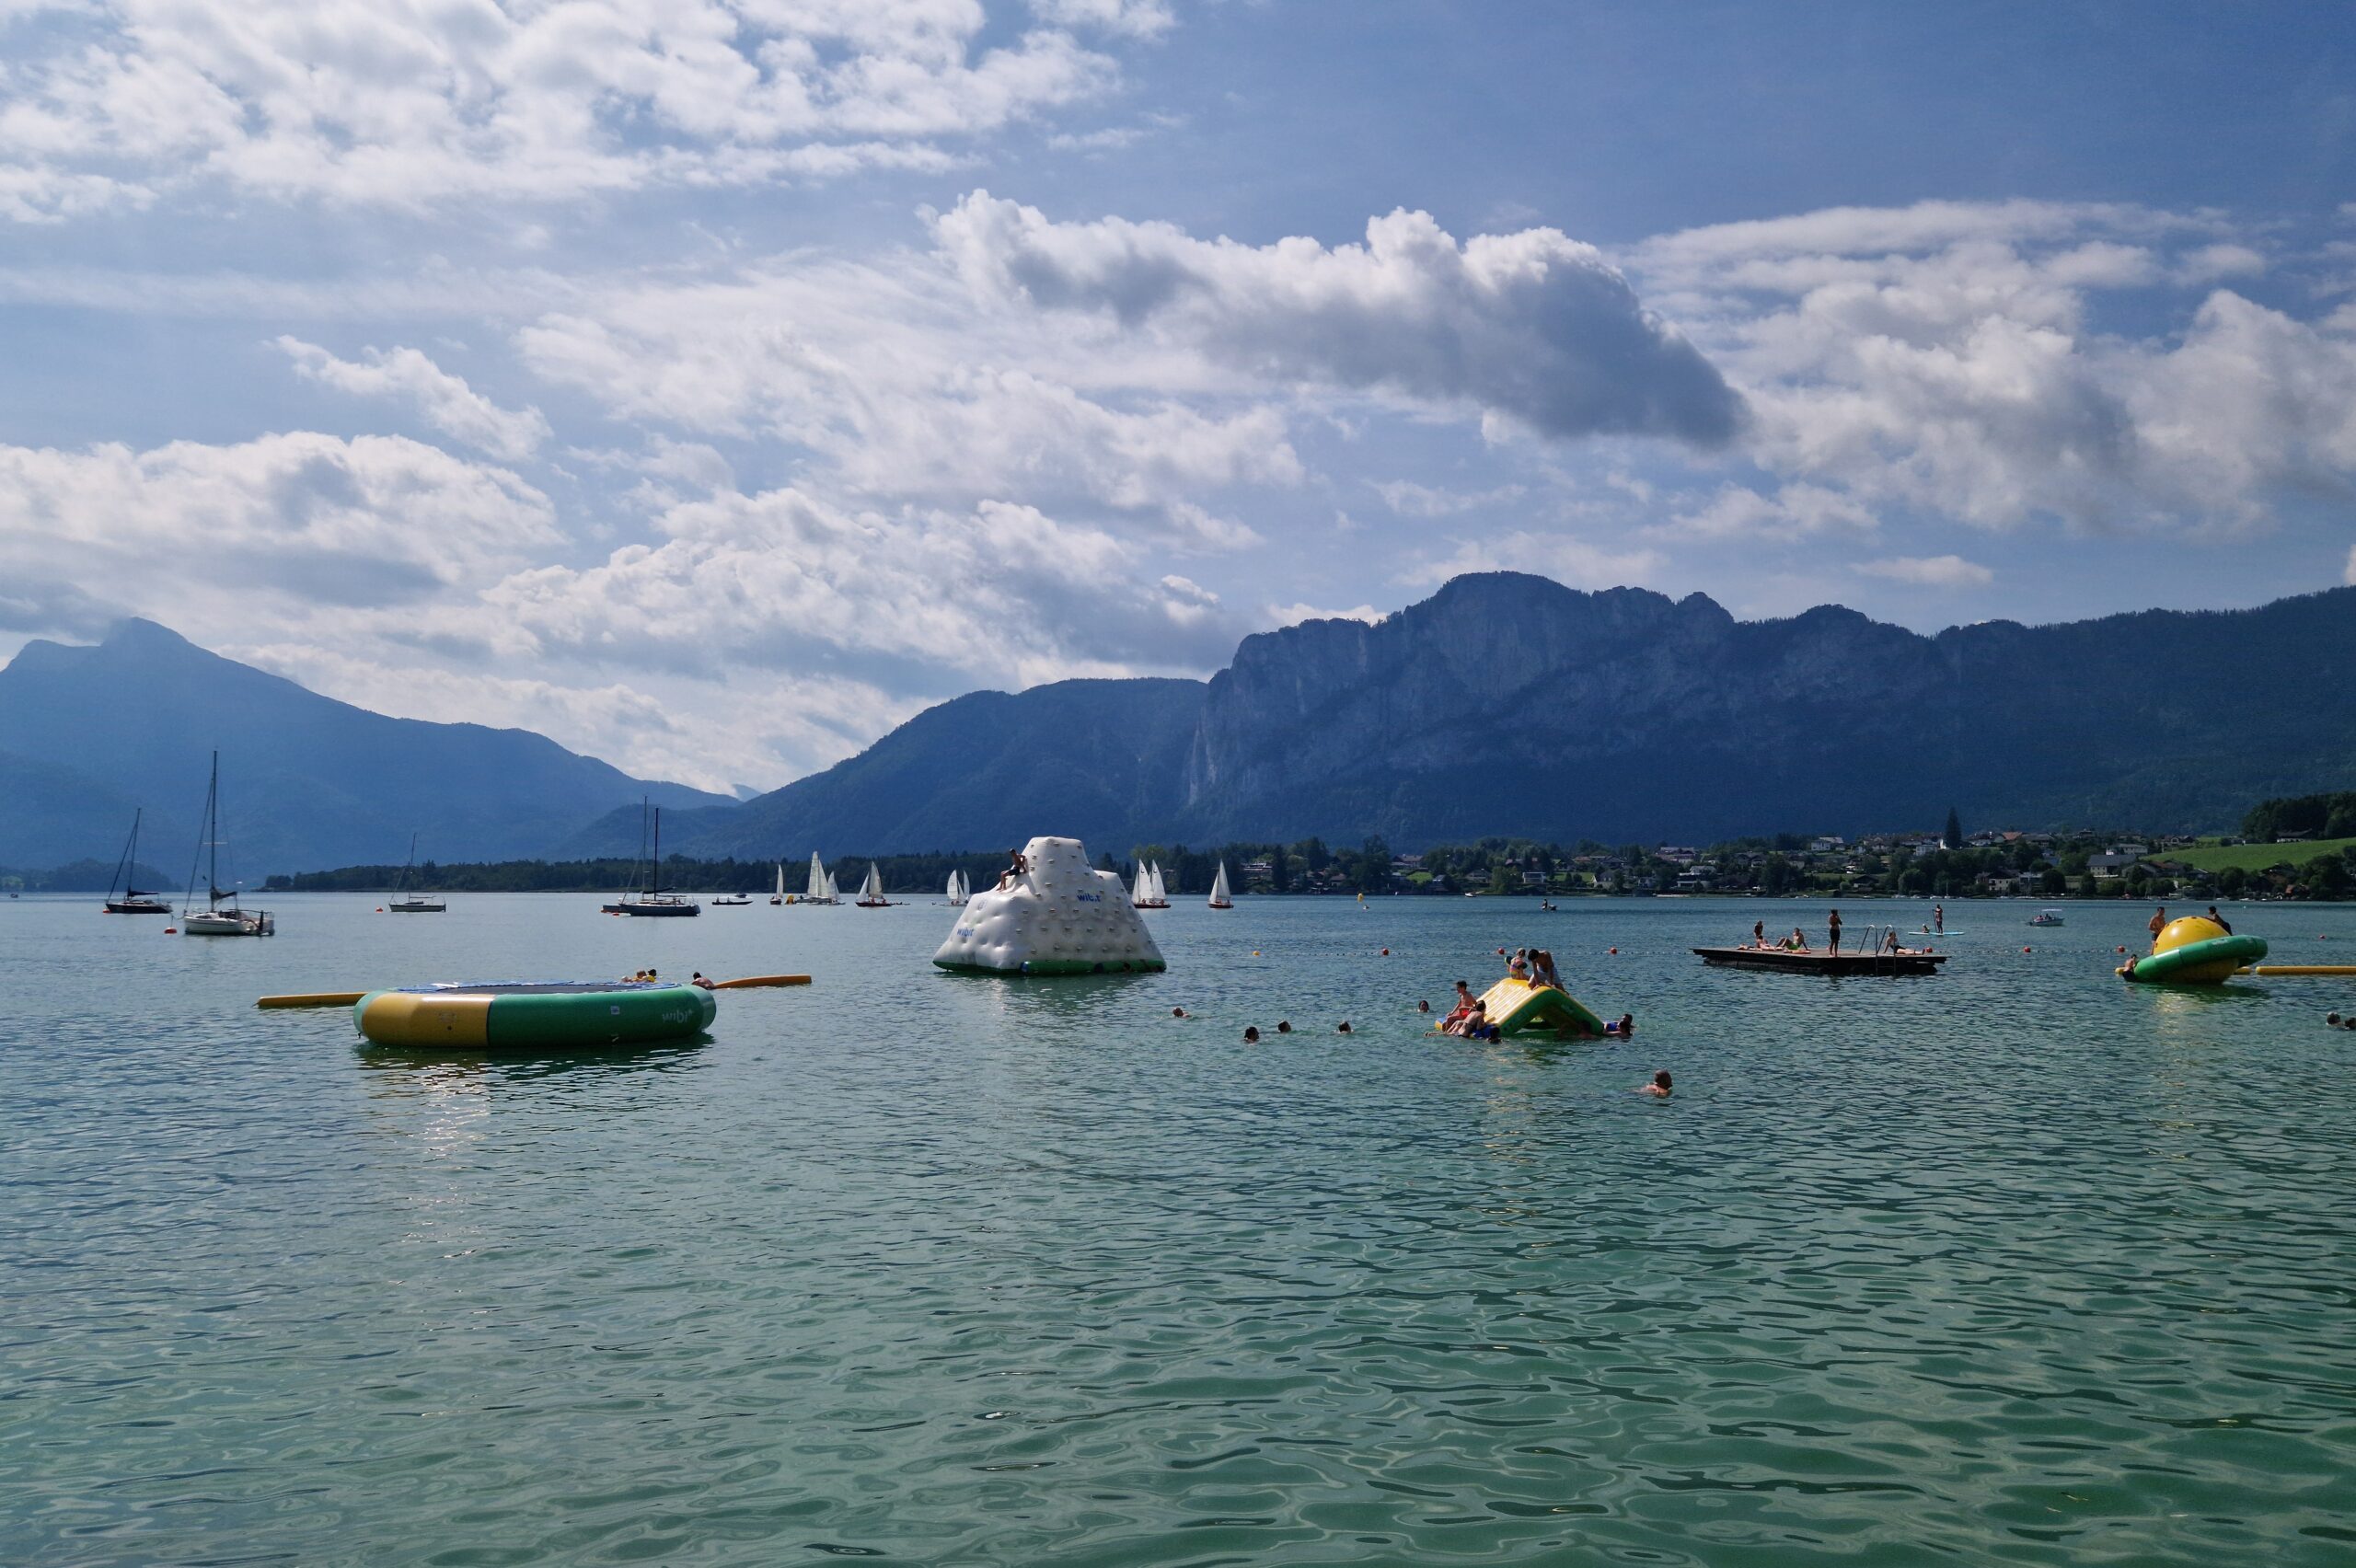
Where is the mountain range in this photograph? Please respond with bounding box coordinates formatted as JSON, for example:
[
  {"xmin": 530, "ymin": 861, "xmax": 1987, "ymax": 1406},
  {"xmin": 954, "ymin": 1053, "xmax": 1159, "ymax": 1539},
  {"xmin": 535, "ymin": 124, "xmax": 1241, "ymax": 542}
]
[
  {"xmin": 577, "ymin": 572, "xmax": 2354, "ymax": 860},
  {"xmin": 0, "ymin": 618, "xmax": 727, "ymax": 877},
  {"xmin": 7, "ymin": 576, "xmax": 2350, "ymax": 877}
]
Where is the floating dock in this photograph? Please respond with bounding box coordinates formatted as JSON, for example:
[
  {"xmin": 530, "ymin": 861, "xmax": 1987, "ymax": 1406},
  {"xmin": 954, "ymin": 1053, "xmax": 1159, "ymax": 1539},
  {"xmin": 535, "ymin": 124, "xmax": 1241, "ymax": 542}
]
[{"xmin": 1694, "ymin": 945, "xmax": 1947, "ymax": 976}]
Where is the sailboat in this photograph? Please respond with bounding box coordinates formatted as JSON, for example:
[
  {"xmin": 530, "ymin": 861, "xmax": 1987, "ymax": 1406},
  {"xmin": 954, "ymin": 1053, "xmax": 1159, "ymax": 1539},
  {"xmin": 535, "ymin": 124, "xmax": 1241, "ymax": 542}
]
[
  {"xmin": 856, "ymin": 862, "xmax": 892, "ymax": 907},
  {"xmin": 102, "ymin": 809, "xmax": 172, "ymax": 914},
  {"xmin": 1207, "ymin": 860, "xmax": 1233, "ymax": 909},
  {"xmin": 770, "ymin": 862, "xmax": 786, "ymax": 905},
  {"xmin": 387, "ymin": 833, "xmax": 445, "ymax": 912},
  {"xmin": 600, "ymin": 801, "xmax": 699, "ymax": 917},
  {"xmin": 945, "ymin": 868, "xmax": 969, "ymax": 905},
  {"xmin": 1130, "ymin": 859, "xmax": 1170, "ymax": 908},
  {"xmin": 803, "ymin": 852, "xmax": 838, "ymax": 905},
  {"xmin": 179, "ymin": 752, "xmax": 273, "ymax": 936}
]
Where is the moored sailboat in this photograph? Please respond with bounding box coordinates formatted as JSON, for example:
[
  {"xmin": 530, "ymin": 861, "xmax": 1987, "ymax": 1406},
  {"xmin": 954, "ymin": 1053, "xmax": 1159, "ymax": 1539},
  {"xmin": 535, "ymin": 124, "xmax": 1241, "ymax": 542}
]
[
  {"xmin": 103, "ymin": 809, "xmax": 172, "ymax": 914},
  {"xmin": 1207, "ymin": 860, "xmax": 1233, "ymax": 909},
  {"xmin": 856, "ymin": 862, "xmax": 892, "ymax": 907},
  {"xmin": 179, "ymin": 752, "xmax": 273, "ymax": 936},
  {"xmin": 601, "ymin": 801, "xmax": 699, "ymax": 917},
  {"xmin": 770, "ymin": 862, "xmax": 786, "ymax": 905},
  {"xmin": 803, "ymin": 852, "xmax": 838, "ymax": 905},
  {"xmin": 387, "ymin": 832, "xmax": 446, "ymax": 912}
]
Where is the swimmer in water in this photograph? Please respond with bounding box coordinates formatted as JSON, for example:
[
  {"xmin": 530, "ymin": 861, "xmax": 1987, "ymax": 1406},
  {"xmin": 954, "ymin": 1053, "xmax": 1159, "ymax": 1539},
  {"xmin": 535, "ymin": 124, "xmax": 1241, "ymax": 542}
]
[
  {"xmin": 1242, "ymin": 1026, "xmax": 1260, "ymax": 1043},
  {"xmin": 1604, "ymin": 1013, "xmax": 1634, "ymax": 1036},
  {"xmin": 1638, "ymin": 1070, "xmax": 1672, "ymax": 1098},
  {"xmin": 1172, "ymin": 1007, "xmax": 1189, "ymax": 1018},
  {"xmin": 1276, "ymin": 1020, "xmax": 1292, "ymax": 1033},
  {"xmin": 1336, "ymin": 1020, "xmax": 1352, "ymax": 1033},
  {"xmin": 1417, "ymin": 999, "xmax": 1431, "ymax": 1014}
]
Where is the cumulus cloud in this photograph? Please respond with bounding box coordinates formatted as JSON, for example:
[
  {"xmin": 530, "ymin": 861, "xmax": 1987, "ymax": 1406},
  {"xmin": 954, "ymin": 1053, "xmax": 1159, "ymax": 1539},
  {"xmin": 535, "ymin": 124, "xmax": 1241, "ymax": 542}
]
[
  {"xmin": 934, "ymin": 192, "xmax": 1745, "ymax": 444},
  {"xmin": 1265, "ymin": 601, "xmax": 1381, "ymax": 627},
  {"xmin": 1632, "ymin": 199, "xmax": 2356, "ymax": 536},
  {"xmin": 278, "ymin": 339, "xmax": 551, "ymax": 461},
  {"xmin": 0, "ymin": 1, "xmax": 1149, "ymax": 217},
  {"xmin": 1402, "ymin": 531, "xmax": 1666, "ymax": 592},
  {"xmin": 0, "ymin": 432, "xmax": 556, "ymax": 615},
  {"xmin": 1370, "ymin": 478, "xmax": 1527, "ymax": 517},
  {"xmin": 1854, "ymin": 554, "xmax": 1994, "ymax": 588}
]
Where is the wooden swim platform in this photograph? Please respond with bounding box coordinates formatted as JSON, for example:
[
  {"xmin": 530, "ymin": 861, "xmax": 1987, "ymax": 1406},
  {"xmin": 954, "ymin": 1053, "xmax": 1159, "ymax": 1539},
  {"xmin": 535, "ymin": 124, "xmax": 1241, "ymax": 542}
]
[{"xmin": 1693, "ymin": 946, "xmax": 1948, "ymax": 976}]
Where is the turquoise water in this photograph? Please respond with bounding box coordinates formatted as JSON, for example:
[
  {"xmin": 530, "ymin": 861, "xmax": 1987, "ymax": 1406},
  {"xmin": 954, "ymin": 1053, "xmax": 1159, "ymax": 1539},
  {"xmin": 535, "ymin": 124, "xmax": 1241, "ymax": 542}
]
[{"xmin": 6, "ymin": 893, "xmax": 2354, "ymax": 1565}]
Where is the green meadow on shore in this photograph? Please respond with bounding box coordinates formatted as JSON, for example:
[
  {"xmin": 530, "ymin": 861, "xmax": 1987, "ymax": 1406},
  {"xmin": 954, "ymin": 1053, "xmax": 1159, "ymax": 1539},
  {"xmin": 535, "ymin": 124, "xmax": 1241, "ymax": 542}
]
[{"xmin": 2171, "ymin": 837, "xmax": 2356, "ymax": 873}]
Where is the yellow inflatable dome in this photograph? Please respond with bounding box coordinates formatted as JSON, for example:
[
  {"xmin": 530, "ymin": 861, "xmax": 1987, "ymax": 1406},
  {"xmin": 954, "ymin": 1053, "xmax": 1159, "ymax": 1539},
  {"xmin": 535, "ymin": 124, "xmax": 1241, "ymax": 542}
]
[{"xmin": 2120, "ymin": 916, "xmax": 2267, "ymax": 985}]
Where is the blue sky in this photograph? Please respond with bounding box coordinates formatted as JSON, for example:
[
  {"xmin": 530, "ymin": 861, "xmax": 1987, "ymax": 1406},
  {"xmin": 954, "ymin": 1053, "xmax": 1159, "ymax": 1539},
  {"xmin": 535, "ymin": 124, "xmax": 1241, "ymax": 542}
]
[{"xmin": 2, "ymin": 1, "xmax": 2351, "ymax": 791}]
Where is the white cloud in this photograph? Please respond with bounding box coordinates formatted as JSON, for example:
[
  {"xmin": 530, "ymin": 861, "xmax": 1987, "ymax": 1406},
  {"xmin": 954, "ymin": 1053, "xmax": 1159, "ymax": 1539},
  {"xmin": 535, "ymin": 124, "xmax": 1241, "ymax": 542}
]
[
  {"xmin": 1265, "ymin": 601, "xmax": 1380, "ymax": 627},
  {"xmin": 1634, "ymin": 200, "xmax": 2356, "ymax": 536},
  {"xmin": 278, "ymin": 338, "xmax": 550, "ymax": 461},
  {"xmin": 0, "ymin": 432, "xmax": 556, "ymax": 617},
  {"xmin": 1657, "ymin": 481, "xmax": 1876, "ymax": 540},
  {"xmin": 934, "ymin": 191, "xmax": 1745, "ymax": 444},
  {"xmin": 1370, "ymin": 478, "xmax": 1527, "ymax": 517},
  {"xmin": 0, "ymin": 1, "xmax": 1149, "ymax": 217},
  {"xmin": 2347, "ymin": 542, "xmax": 2356, "ymax": 586},
  {"xmin": 1854, "ymin": 554, "xmax": 1993, "ymax": 588},
  {"xmin": 1402, "ymin": 531, "xmax": 1666, "ymax": 592}
]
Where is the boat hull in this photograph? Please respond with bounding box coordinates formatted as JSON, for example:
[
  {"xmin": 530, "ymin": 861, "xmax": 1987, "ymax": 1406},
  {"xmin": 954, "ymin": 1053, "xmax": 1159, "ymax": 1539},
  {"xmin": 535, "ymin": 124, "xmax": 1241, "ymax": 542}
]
[
  {"xmin": 184, "ymin": 911, "xmax": 273, "ymax": 937},
  {"xmin": 601, "ymin": 900, "xmax": 699, "ymax": 917},
  {"xmin": 104, "ymin": 900, "xmax": 172, "ymax": 915},
  {"xmin": 1694, "ymin": 945, "xmax": 1946, "ymax": 975},
  {"xmin": 355, "ymin": 981, "xmax": 716, "ymax": 1049},
  {"xmin": 387, "ymin": 900, "xmax": 445, "ymax": 913}
]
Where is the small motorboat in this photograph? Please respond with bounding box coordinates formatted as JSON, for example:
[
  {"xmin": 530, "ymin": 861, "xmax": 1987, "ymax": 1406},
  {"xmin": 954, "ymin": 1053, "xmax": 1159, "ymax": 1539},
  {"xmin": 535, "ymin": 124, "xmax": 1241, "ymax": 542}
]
[
  {"xmin": 2027, "ymin": 908, "xmax": 2065, "ymax": 927},
  {"xmin": 712, "ymin": 894, "xmax": 752, "ymax": 906}
]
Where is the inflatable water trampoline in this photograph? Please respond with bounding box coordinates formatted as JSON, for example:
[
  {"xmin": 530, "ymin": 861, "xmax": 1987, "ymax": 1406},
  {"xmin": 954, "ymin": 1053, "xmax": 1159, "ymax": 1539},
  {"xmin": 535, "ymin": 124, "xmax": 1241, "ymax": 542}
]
[
  {"xmin": 1474, "ymin": 976, "xmax": 1607, "ymax": 1038},
  {"xmin": 353, "ymin": 981, "xmax": 717, "ymax": 1048}
]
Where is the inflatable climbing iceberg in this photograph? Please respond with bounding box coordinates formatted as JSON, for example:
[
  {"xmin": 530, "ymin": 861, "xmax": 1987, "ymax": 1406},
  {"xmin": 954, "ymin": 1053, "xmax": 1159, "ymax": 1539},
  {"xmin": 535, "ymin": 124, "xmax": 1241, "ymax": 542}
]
[{"xmin": 932, "ymin": 836, "xmax": 1168, "ymax": 975}]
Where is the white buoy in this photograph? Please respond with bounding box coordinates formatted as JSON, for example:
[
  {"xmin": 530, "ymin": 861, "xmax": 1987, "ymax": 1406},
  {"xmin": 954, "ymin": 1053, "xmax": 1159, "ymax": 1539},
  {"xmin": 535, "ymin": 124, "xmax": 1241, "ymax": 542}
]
[{"xmin": 932, "ymin": 836, "xmax": 1167, "ymax": 975}]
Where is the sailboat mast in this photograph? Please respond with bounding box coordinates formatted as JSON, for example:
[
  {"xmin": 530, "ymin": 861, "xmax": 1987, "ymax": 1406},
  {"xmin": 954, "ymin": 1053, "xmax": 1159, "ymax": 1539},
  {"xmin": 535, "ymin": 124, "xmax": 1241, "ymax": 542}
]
[
  {"xmin": 652, "ymin": 808, "xmax": 662, "ymax": 895},
  {"xmin": 207, "ymin": 752, "xmax": 221, "ymax": 911}
]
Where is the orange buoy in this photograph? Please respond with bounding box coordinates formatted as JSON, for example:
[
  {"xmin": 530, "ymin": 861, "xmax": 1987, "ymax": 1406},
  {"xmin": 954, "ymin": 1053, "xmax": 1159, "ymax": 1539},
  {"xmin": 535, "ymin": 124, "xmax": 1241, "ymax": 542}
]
[
  {"xmin": 164, "ymin": 927, "xmax": 176, "ymax": 935},
  {"xmin": 1608, "ymin": 947, "xmax": 1618, "ymax": 955},
  {"xmin": 1380, "ymin": 947, "xmax": 1390, "ymax": 956},
  {"xmin": 2023, "ymin": 946, "xmax": 2032, "ymax": 953}
]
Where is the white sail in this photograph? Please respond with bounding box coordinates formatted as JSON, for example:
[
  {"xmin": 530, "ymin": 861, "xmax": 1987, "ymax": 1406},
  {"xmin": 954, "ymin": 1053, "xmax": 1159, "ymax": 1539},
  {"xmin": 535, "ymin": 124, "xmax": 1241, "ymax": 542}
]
[
  {"xmin": 1130, "ymin": 861, "xmax": 1151, "ymax": 905},
  {"xmin": 1150, "ymin": 863, "xmax": 1167, "ymax": 902},
  {"xmin": 808, "ymin": 852, "xmax": 836, "ymax": 902},
  {"xmin": 946, "ymin": 869, "xmax": 966, "ymax": 905},
  {"xmin": 1208, "ymin": 861, "xmax": 1232, "ymax": 908},
  {"xmin": 776, "ymin": 862, "xmax": 786, "ymax": 898},
  {"xmin": 859, "ymin": 862, "xmax": 884, "ymax": 903}
]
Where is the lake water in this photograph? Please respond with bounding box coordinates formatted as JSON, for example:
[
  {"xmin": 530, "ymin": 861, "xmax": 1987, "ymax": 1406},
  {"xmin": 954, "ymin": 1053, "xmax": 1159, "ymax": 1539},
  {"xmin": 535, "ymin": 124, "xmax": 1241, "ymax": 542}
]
[{"xmin": 6, "ymin": 892, "xmax": 2354, "ymax": 1566}]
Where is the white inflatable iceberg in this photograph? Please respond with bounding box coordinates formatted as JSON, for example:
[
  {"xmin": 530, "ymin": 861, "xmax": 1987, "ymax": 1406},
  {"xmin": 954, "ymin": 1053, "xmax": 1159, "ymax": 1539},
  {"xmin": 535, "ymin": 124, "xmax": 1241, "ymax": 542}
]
[{"xmin": 932, "ymin": 836, "xmax": 1167, "ymax": 975}]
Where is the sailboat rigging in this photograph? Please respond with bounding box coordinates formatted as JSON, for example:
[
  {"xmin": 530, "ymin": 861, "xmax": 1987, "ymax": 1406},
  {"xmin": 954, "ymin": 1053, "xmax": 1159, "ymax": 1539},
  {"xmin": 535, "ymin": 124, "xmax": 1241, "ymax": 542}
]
[
  {"xmin": 856, "ymin": 862, "xmax": 892, "ymax": 907},
  {"xmin": 803, "ymin": 852, "xmax": 838, "ymax": 905},
  {"xmin": 945, "ymin": 868, "xmax": 969, "ymax": 905},
  {"xmin": 600, "ymin": 801, "xmax": 699, "ymax": 917},
  {"xmin": 179, "ymin": 752, "xmax": 273, "ymax": 936},
  {"xmin": 1130, "ymin": 859, "xmax": 1169, "ymax": 908},
  {"xmin": 387, "ymin": 832, "xmax": 445, "ymax": 912},
  {"xmin": 1207, "ymin": 860, "xmax": 1234, "ymax": 910},
  {"xmin": 103, "ymin": 809, "xmax": 171, "ymax": 914}
]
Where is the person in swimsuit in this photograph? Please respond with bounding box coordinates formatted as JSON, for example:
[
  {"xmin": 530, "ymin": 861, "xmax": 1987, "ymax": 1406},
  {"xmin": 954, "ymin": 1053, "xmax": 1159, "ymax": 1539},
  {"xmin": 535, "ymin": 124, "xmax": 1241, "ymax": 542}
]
[
  {"xmin": 1828, "ymin": 908, "xmax": 1842, "ymax": 953},
  {"xmin": 1638, "ymin": 1070, "xmax": 1672, "ymax": 1098}
]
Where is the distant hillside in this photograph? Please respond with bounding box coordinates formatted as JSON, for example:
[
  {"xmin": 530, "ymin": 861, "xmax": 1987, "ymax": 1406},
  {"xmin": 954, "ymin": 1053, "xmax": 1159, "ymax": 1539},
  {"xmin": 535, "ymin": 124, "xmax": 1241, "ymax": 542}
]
[
  {"xmin": 14, "ymin": 581, "xmax": 2350, "ymax": 876},
  {"xmin": 0, "ymin": 619, "xmax": 729, "ymax": 876},
  {"xmin": 627, "ymin": 574, "xmax": 2356, "ymax": 857},
  {"xmin": 568, "ymin": 678, "xmax": 1208, "ymax": 860}
]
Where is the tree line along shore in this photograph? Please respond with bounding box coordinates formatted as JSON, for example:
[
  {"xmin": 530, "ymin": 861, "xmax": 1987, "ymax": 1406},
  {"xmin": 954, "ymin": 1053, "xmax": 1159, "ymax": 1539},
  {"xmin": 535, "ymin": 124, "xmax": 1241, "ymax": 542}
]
[{"xmin": 12, "ymin": 793, "xmax": 2351, "ymax": 902}]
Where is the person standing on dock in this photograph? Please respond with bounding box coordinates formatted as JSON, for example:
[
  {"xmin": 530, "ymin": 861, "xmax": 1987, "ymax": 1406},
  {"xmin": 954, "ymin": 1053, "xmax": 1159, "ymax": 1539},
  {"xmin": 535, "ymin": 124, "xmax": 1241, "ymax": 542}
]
[{"xmin": 1828, "ymin": 908, "xmax": 1842, "ymax": 953}]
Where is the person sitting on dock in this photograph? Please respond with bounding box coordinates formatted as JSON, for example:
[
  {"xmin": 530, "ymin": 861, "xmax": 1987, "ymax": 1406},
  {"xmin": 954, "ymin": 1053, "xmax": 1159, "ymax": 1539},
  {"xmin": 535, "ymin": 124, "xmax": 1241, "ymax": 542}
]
[
  {"xmin": 1751, "ymin": 919, "xmax": 1765, "ymax": 949},
  {"xmin": 1779, "ymin": 927, "xmax": 1809, "ymax": 951},
  {"xmin": 1638, "ymin": 1070, "xmax": 1672, "ymax": 1097},
  {"xmin": 1883, "ymin": 930, "xmax": 1905, "ymax": 955}
]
